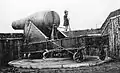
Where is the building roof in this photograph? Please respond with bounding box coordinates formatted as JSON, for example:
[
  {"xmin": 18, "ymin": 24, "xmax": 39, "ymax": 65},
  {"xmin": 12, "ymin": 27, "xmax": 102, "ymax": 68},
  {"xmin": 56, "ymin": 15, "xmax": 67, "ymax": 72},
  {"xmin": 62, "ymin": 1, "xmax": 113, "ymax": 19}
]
[{"xmin": 101, "ymin": 9, "xmax": 120, "ymax": 30}]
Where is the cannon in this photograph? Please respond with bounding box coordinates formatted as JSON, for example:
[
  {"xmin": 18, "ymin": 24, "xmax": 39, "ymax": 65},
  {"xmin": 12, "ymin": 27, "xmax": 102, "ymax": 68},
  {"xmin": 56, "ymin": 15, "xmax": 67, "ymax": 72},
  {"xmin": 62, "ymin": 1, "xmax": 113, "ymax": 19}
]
[
  {"xmin": 12, "ymin": 10, "xmax": 85, "ymax": 62},
  {"xmin": 12, "ymin": 11, "xmax": 62, "ymax": 39},
  {"xmin": 12, "ymin": 11, "xmax": 60, "ymax": 30}
]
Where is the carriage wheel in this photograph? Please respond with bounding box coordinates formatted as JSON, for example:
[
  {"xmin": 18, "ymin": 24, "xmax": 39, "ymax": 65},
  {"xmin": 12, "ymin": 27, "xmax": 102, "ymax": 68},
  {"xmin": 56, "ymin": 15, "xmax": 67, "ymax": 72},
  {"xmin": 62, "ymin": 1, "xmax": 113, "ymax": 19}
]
[
  {"xmin": 73, "ymin": 50, "xmax": 84, "ymax": 63},
  {"xmin": 43, "ymin": 52, "xmax": 49, "ymax": 59},
  {"xmin": 99, "ymin": 49, "xmax": 106, "ymax": 61}
]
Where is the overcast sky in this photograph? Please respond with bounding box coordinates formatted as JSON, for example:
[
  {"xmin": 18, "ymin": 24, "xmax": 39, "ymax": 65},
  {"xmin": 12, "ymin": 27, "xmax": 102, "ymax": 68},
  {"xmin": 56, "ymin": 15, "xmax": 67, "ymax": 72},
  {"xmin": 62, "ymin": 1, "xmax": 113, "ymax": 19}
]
[{"xmin": 0, "ymin": 0, "xmax": 120, "ymax": 33}]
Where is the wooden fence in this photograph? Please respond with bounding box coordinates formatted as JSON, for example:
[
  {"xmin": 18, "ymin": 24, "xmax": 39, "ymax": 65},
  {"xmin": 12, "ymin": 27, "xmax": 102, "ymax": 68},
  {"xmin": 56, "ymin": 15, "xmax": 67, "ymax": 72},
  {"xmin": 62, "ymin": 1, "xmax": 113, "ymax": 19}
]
[{"xmin": 0, "ymin": 33, "xmax": 23, "ymax": 66}]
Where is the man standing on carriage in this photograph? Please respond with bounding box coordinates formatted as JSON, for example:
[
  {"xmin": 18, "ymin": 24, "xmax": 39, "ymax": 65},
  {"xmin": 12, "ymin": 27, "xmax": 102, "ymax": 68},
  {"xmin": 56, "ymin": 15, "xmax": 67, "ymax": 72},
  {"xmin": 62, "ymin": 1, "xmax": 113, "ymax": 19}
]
[{"xmin": 63, "ymin": 10, "xmax": 69, "ymax": 31}]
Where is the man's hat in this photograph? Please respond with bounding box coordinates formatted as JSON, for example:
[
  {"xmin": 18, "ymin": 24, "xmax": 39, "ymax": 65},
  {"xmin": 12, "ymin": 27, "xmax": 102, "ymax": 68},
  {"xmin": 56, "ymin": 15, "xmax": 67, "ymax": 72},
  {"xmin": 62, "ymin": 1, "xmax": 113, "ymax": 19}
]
[{"xmin": 64, "ymin": 10, "xmax": 68, "ymax": 13}]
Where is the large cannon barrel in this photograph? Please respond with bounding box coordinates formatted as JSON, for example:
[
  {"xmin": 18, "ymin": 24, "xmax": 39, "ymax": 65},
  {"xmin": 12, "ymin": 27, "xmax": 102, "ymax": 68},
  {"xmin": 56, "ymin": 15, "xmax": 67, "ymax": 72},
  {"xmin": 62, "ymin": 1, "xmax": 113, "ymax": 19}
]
[{"xmin": 12, "ymin": 11, "xmax": 60, "ymax": 30}]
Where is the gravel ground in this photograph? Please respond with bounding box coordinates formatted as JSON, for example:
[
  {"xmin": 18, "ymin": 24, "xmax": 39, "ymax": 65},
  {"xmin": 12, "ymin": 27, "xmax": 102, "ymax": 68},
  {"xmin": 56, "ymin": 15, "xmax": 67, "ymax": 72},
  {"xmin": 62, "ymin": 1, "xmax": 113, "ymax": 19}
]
[{"xmin": 0, "ymin": 60, "xmax": 120, "ymax": 73}]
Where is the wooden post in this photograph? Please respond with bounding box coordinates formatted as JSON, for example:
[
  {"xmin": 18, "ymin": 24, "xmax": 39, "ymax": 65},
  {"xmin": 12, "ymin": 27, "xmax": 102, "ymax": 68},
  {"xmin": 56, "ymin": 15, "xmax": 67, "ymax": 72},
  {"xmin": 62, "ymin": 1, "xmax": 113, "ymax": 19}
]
[
  {"xmin": 0, "ymin": 40, "xmax": 2, "ymax": 66},
  {"xmin": 17, "ymin": 40, "xmax": 21, "ymax": 59},
  {"xmin": 111, "ymin": 19, "xmax": 114, "ymax": 55}
]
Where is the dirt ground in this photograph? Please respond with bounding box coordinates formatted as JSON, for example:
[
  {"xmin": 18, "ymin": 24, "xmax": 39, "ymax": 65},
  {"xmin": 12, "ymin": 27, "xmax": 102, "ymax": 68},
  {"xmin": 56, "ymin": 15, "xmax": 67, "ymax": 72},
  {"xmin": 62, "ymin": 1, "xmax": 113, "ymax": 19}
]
[{"xmin": 0, "ymin": 60, "xmax": 120, "ymax": 73}]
